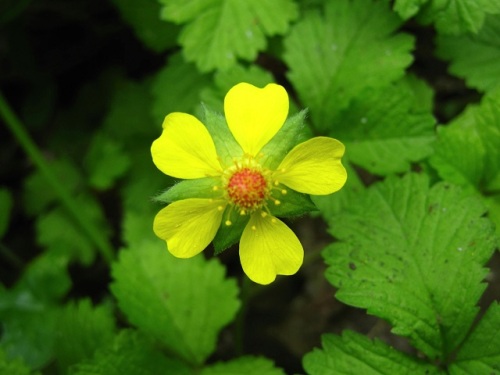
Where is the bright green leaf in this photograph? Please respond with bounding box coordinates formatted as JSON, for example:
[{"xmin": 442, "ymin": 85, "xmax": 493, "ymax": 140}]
[
  {"xmin": 332, "ymin": 78, "xmax": 436, "ymax": 175},
  {"xmin": 284, "ymin": 0, "xmax": 414, "ymax": 133},
  {"xmin": 69, "ymin": 330, "xmax": 192, "ymax": 375},
  {"xmin": 430, "ymin": 88, "xmax": 500, "ymax": 193},
  {"xmin": 323, "ymin": 173, "xmax": 496, "ymax": 360},
  {"xmin": 303, "ymin": 331, "xmax": 444, "ymax": 375},
  {"xmin": 392, "ymin": 0, "xmax": 428, "ymax": 19},
  {"xmin": 0, "ymin": 187, "xmax": 12, "ymax": 238},
  {"xmin": 111, "ymin": 0, "xmax": 179, "ymax": 52},
  {"xmin": 201, "ymin": 356, "xmax": 286, "ymax": 375},
  {"xmin": 159, "ymin": 0, "xmax": 298, "ymax": 71},
  {"xmin": 449, "ymin": 302, "xmax": 500, "ymax": 374},
  {"xmin": 111, "ymin": 240, "xmax": 240, "ymax": 365},
  {"xmin": 418, "ymin": 0, "xmax": 500, "ymax": 35},
  {"xmin": 53, "ymin": 299, "xmax": 116, "ymax": 372},
  {"xmin": 436, "ymin": 14, "xmax": 500, "ymax": 92}
]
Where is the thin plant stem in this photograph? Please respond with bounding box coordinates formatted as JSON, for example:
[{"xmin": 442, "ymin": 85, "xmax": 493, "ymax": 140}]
[{"xmin": 0, "ymin": 92, "xmax": 114, "ymax": 263}]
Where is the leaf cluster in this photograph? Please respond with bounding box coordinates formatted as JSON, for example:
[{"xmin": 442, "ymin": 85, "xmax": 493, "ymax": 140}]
[{"xmin": 0, "ymin": 0, "xmax": 499, "ymax": 374}]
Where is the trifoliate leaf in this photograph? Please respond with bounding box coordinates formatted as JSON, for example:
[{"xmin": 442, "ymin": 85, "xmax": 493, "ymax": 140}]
[
  {"xmin": 201, "ymin": 356, "xmax": 286, "ymax": 375},
  {"xmin": 0, "ymin": 187, "xmax": 12, "ymax": 238},
  {"xmin": 0, "ymin": 349, "xmax": 40, "ymax": 375},
  {"xmin": 332, "ymin": 78, "xmax": 436, "ymax": 175},
  {"xmin": 449, "ymin": 302, "xmax": 500, "ymax": 374},
  {"xmin": 323, "ymin": 173, "xmax": 496, "ymax": 360},
  {"xmin": 284, "ymin": 0, "xmax": 414, "ymax": 133},
  {"xmin": 303, "ymin": 331, "xmax": 444, "ymax": 375},
  {"xmin": 430, "ymin": 89, "xmax": 500, "ymax": 193},
  {"xmin": 111, "ymin": 0, "xmax": 179, "ymax": 52},
  {"xmin": 151, "ymin": 53, "xmax": 211, "ymax": 124},
  {"xmin": 53, "ymin": 299, "xmax": 116, "ymax": 372},
  {"xmin": 436, "ymin": 14, "xmax": 500, "ymax": 92},
  {"xmin": 418, "ymin": 0, "xmax": 500, "ymax": 35},
  {"xmin": 69, "ymin": 330, "xmax": 191, "ymax": 375},
  {"xmin": 111, "ymin": 240, "xmax": 240, "ymax": 365},
  {"xmin": 159, "ymin": 0, "xmax": 298, "ymax": 72},
  {"xmin": 84, "ymin": 132, "xmax": 130, "ymax": 190}
]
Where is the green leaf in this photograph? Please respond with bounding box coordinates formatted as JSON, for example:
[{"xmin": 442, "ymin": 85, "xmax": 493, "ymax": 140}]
[
  {"xmin": 69, "ymin": 330, "xmax": 192, "ymax": 375},
  {"xmin": 36, "ymin": 194, "xmax": 109, "ymax": 265},
  {"xmin": 303, "ymin": 331, "xmax": 444, "ymax": 375},
  {"xmin": 436, "ymin": 14, "xmax": 500, "ymax": 92},
  {"xmin": 430, "ymin": 89, "xmax": 500, "ymax": 193},
  {"xmin": 449, "ymin": 302, "xmax": 500, "ymax": 374},
  {"xmin": 284, "ymin": 0, "xmax": 414, "ymax": 133},
  {"xmin": 332, "ymin": 78, "xmax": 436, "ymax": 175},
  {"xmin": 0, "ymin": 349, "xmax": 40, "ymax": 375},
  {"xmin": 201, "ymin": 356, "xmax": 286, "ymax": 375},
  {"xmin": 22, "ymin": 159, "xmax": 83, "ymax": 217},
  {"xmin": 323, "ymin": 173, "xmax": 496, "ymax": 360},
  {"xmin": 53, "ymin": 299, "xmax": 116, "ymax": 372},
  {"xmin": 213, "ymin": 213, "xmax": 249, "ymax": 255},
  {"xmin": 111, "ymin": 240, "xmax": 240, "ymax": 365},
  {"xmin": 0, "ymin": 187, "xmax": 13, "ymax": 238},
  {"xmin": 111, "ymin": 0, "xmax": 179, "ymax": 52},
  {"xmin": 418, "ymin": 0, "xmax": 500, "ymax": 35},
  {"xmin": 159, "ymin": 0, "xmax": 298, "ymax": 72},
  {"xmin": 392, "ymin": 0, "xmax": 427, "ymax": 19},
  {"xmin": 84, "ymin": 132, "xmax": 130, "ymax": 190},
  {"xmin": 151, "ymin": 53, "xmax": 211, "ymax": 124}
]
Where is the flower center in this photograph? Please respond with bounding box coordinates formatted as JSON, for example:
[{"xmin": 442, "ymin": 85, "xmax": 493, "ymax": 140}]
[{"xmin": 227, "ymin": 168, "xmax": 268, "ymax": 210}]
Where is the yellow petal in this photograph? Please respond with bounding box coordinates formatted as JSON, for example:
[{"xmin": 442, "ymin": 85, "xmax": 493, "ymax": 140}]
[
  {"xmin": 224, "ymin": 83, "xmax": 289, "ymax": 156},
  {"xmin": 153, "ymin": 198, "xmax": 225, "ymax": 258},
  {"xmin": 239, "ymin": 213, "xmax": 303, "ymax": 285},
  {"xmin": 151, "ymin": 112, "xmax": 222, "ymax": 179},
  {"xmin": 275, "ymin": 137, "xmax": 347, "ymax": 195}
]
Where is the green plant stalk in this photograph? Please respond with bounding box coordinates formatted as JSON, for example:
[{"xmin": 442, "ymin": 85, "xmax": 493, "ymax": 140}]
[{"xmin": 0, "ymin": 92, "xmax": 114, "ymax": 263}]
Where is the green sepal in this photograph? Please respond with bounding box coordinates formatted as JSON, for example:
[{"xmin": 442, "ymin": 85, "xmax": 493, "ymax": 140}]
[
  {"xmin": 213, "ymin": 212, "xmax": 249, "ymax": 255},
  {"xmin": 202, "ymin": 105, "xmax": 242, "ymax": 166},
  {"xmin": 153, "ymin": 177, "xmax": 221, "ymax": 203},
  {"xmin": 260, "ymin": 109, "xmax": 310, "ymax": 169},
  {"xmin": 268, "ymin": 188, "xmax": 317, "ymax": 218}
]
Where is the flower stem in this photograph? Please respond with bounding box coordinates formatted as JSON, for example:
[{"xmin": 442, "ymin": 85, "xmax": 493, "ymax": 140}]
[{"xmin": 0, "ymin": 92, "xmax": 114, "ymax": 263}]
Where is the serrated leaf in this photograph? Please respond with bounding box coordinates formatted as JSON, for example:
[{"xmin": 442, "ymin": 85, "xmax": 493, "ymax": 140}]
[
  {"xmin": 53, "ymin": 299, "xmax": 116, "ymax": 372},
  {"xmin": 69, "ymin": 330, "xmax": 191, "ymax": 375},
  {"xmin": 84, "ymin": 132, "xmax": 130, "ymax": 190},
  {"xmin": 332, "ymin": 79, "xmax": 436, "ymax": 175},
  {"xmin": 449, "ymin": 302, "xmax": 500, "ymax": 374},
  {"xmin": 111, "ymin": 0, "xmax": 179, "ymax": 52},
  {"xmin": 418, "ymin": 0, "xmax": 500, "ymax": 35},
  {"xmin": 159, "ymin": 0, "xmax": 298, "ymax": 72},
  {"xmin": 151, "ymin": 53, "xmax": 211, "ymax": 124},
  {"xmin": 0, "ymin": 187, "xmax": 12, "ymax": 238},
  {"xmin": 201, "ymin": 356, "xmax": 285, "ymax": 375},
  {"xmin": 303, "ymin": 331, "xmax": 444, "ymax": 375},
  {"xmin": 111, "ymin": 240, "xmax": 240, "ymax": 365},
  {"xmin": 430, "ymin": 89, "xmax": 500, "ymax": 193},
  {"xmin": 436, "ymin": 14, "xmax": 500, "ymax": 92},
  {"xmin": 0, "ymin": 349, "xmax": 40, "ymax": 375},
  {"xmin": 284, "ymin": 0, "xmax": 414, "ymax": 133},
  {"xmin": 323, "ymin": 173, "xmax": 496, "ymax": 360},
  {"xmin": 392, "ymin": 0, "xmax": 427, "ymax": 19}
]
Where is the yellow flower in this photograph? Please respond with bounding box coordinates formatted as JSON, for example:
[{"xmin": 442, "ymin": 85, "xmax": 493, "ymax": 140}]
[{"xmin": 151, "ymin": 82, "xmax": 347, "ymax": 284}]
